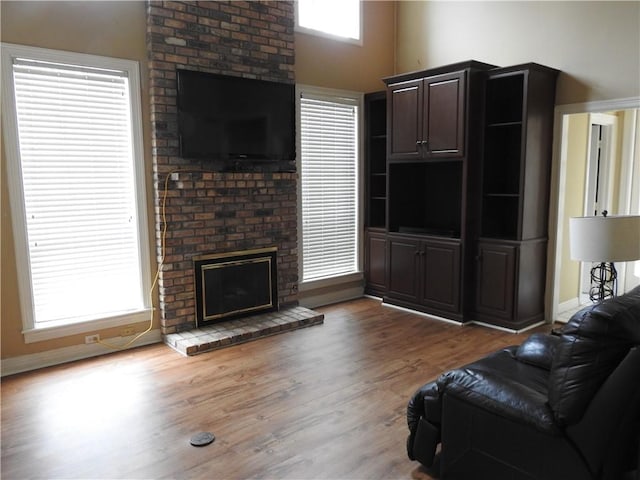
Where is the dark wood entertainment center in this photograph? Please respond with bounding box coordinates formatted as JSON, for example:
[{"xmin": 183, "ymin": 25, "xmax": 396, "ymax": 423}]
[{"xmin": 364, "ymin": 60, "xmax": 559, "ymax": 330}]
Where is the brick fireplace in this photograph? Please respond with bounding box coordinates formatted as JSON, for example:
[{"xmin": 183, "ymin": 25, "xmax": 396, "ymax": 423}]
[{"xmin": 146, "ymin": 1, "xmax": 300, "ymax": 336}]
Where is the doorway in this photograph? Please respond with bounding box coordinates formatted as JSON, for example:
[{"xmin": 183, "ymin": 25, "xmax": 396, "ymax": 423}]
[
  {"xmin": 585, "ymin": 114, "xmax": 617, "ymax": 217},
  {"xmin": 549, "ymin": 101, "xmax": 640, "ymax": 323},
  {"xmin": 579, "ymin": 113, "xmax": 617, "ymax": 298}
]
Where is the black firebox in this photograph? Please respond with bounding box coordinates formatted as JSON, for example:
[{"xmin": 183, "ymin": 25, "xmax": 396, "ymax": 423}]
[{"xmin": 193, "ymin": 247, "xmax": 278, "ymax": 327}]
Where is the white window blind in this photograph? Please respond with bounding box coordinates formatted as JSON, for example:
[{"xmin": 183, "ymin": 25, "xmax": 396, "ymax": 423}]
[
  {"xmin": 300, "ymin": 94, "xmax": 359, "ymax": 282},
  {"xmin": 10, "ymin": 57, "xmax": 146, "ymax": 327}
]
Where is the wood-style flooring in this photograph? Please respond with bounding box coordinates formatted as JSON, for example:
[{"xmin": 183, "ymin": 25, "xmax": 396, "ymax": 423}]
[{"xmin": 1, "ymin": 298, "xmax": 552, "ymax": 479}]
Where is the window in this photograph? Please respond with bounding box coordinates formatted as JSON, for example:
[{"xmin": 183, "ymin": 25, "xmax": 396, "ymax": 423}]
[
  {"xmin": 1, "ymin": 43, "xmax": 150, "ymax": 342},
  {"xmin": 298, "ymin": 87, "xmax": 362, "ymax": 284},
  {"xmin": 296, "ymin": 0, "xmax": 362, "ymax": 44}
]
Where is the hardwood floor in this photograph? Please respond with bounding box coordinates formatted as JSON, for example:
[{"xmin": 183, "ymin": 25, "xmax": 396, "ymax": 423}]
[{"xmin": 1, "ymin": 298, "xmax": 551, "ymax": 479}]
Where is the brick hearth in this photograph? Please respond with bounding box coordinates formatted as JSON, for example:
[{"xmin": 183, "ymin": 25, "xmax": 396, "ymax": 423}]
[{"xmin": 165, "ymin": 306, "xmax": 323, "ymax": 356}]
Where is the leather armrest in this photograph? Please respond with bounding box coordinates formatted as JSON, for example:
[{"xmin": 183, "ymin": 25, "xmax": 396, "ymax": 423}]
[
  {"xmin": 439, "ymin": 367, "xmax": 560, "ymax": 435},
  {"xmin": 407, "ymin": 381, "xmax": 439, "ymax": 433},
  {"xmin": 407, "ymin": 381, "xmax": 441, "ymax": 463}
]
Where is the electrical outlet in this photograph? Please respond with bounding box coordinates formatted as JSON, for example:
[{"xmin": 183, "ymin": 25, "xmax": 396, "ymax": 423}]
[
  {"xmin": 121, "ymin": 327, "xmax": 135, "ymax": 337},
  {"xmin": 85, "ymin": 334, "xmax": 100, "ymax": 344}
]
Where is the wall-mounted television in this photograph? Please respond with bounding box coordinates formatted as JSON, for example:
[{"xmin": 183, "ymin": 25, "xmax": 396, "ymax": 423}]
[{"xmin": 177, "ymin": 69, "xmax": 296, "ymax": 161}]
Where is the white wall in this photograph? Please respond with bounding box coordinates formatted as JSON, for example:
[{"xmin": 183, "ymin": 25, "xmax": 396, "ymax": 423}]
[{"xmin": 396, "ymin": 1, "xmax": 640, "ymax": 104}]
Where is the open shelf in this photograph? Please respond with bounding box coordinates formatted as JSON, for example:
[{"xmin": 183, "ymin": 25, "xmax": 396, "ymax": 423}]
[
  {"xmin": 366, "ymin": 91, "xmax": 387, "ymax": 229},
  {"xmin": 370, "ymin": 173, "xmax": 386, "ymax": 198},
  {"xmin": 483, "ymin": 124, "xmax": 522, "ymax": 195},
  {"xmin": 481, "ymin": 195, "xmax": 520, "ymax": 238},
  {"xmin": 368, "ymin": 97, "xmax": 387, "ymax": 137},
  {"xmin": 388, "ymin": 161, "xmax": 462, "ymax": 238},
  {"xmin": 481, "ymin": 72, "xmax": 527, "ymax": 239},
  {"xmin": 369, "ymin": 137, "xmax": 387, "ymax": 174},
  {"xmin": 485, "ymin": 73, "xmax": 524, "ymax": 124}
]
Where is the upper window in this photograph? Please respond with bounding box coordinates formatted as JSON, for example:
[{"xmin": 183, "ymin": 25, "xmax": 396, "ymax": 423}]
[
  {"xmin": 296, "ymin": 0, "xmax": 362, "ymax": 44},
  {"xmin": 1, "ymin": 43, "xmax": 150, "ymax": 341}
]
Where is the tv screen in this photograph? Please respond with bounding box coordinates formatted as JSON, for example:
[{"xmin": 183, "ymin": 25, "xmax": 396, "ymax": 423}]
[{"xmin": 177, "ymin": 69, "xmax": 296, "ymax": 161}]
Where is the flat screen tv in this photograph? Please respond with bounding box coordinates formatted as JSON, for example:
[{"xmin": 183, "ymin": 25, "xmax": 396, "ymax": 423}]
[{"xmin": 177, "ymin": 69, "xmax": 296, "ymax": 161}]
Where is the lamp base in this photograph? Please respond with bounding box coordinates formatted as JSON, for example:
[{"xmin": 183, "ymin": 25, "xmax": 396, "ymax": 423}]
[{"xmin": 589, "ymin": 262, "xmax": 617, "ymax": 303}]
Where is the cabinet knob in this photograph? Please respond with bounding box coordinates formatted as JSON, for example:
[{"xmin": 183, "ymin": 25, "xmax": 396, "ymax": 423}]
[{"xmin": 417, "ymin": 140, "xmax": 429, "ymax": 157}]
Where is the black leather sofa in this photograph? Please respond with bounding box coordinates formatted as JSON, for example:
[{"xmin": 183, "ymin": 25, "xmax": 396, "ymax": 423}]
[{"xmin": 407, "ymin": 285, "xmax": 640, "ymax": 480}]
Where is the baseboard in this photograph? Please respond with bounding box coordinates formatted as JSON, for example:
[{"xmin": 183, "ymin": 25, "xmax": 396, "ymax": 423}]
[
  {"xmin": 298, "ymin": 286, "xmax": 364, "ymax": 309},
  {"xmin": 470, "ymin": 320, "xmax": 545, "ymax": 334},
  {"xmin": 381, "ymin": 301, "xmax": 464, "ymax": 326},
  {"xmin": 558, "ymin": 296, "xmax": 581, "ymax": 314},
  {"xmin": 1, "ymin": 329, "xmax": 163, "ymax": 377}
]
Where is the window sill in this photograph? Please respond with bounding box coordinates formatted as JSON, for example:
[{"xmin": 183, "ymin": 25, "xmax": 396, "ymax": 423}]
[
  {"xmin": 298, "ymin": 272, "xmax": 364, "ymax": 309},
  {"xmin": 23, "ymin": 308, "xmax": 153, "ymax": 344},
  {"xmin": 299, "ymin": 272, "xmax": 363, "ymax": 292},
  {"xmin": 295, "ymin": 25, "xmax": 363, "ymax": 46}
]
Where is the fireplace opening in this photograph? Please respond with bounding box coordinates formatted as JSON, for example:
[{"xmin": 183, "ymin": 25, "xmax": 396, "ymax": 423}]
[{"xmin": 193, "ymin": 247, "xmax": 278, "ymax": 327}]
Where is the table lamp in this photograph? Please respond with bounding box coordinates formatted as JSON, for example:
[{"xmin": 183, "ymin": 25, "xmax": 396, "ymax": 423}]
[{"xmin": 569, "ymin": 212, "xmax": 640, "ymax": 302}]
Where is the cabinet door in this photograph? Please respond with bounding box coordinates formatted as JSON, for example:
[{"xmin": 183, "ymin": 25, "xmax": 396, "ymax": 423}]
[
  {"xmin": 423, "ymin": 71, "xmax": 466, "ymax": 159},
  {"xmin": 475, "ymin": 243, "xmax": 515, "ymax": 319},
  {"xmin": 365, "ymin": 231, "xmax": 388, "ymax": 295},
  {"xmin": 387, "ymin": 237, "xmax": 420, "ymax": 302},
  {"xmin": 388, "ymin": 80, "xmax": 422, "ymax": 161},
  {"xmin": 421, "ymin": 240, "xmax": 461, "ymax": 313}
]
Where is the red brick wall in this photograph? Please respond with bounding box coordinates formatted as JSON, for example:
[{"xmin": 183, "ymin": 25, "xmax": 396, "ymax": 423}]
[{"xmin": 146, "ymin": 1, "xmax": 297, "ymax": 334}]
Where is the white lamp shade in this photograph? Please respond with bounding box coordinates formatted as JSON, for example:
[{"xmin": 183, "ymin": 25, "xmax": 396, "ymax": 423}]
[{"xmin": 569, "ymin": 215, "xmax": 640, "ymax": 262}]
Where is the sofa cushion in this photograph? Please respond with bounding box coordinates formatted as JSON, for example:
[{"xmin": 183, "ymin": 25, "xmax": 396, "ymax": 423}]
[
  {"xmin": 548, "ymin": 286, "xmax": 640, "ymax": 426},
  {"xmin": 464, "ymin": 347, "xmax": 550, "ymax": 396},
  {"xmin": 515, "ymin": 333, "xmax": 560, "ymax": 370}
]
